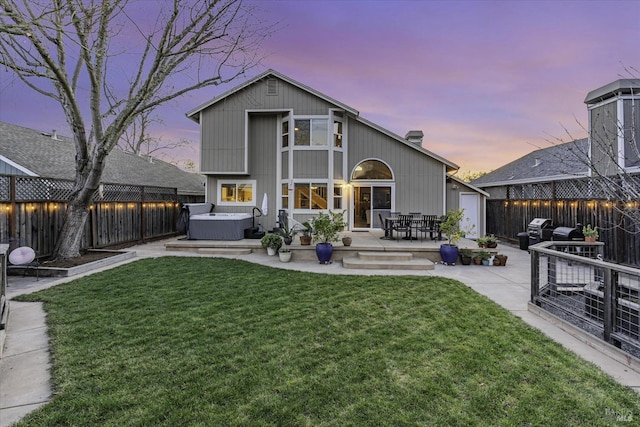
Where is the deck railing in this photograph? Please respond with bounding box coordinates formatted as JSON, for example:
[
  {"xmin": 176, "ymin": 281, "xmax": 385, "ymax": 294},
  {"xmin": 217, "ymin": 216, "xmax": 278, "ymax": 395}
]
[{"xmin": 530, "ymin": 241, "xmax": 640, "ymax": 357}]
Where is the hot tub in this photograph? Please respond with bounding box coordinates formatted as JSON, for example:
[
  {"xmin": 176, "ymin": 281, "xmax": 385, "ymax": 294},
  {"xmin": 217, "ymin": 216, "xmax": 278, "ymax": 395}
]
[{"xmin": 188, "ymin": 213, "xmax": 253, "ymax": 240}]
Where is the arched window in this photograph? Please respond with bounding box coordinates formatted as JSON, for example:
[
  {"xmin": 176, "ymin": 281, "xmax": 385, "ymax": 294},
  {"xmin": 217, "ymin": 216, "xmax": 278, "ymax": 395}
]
[{"xmin": 352, "ymin": 159, "xmax": 393, "ymax": 180}]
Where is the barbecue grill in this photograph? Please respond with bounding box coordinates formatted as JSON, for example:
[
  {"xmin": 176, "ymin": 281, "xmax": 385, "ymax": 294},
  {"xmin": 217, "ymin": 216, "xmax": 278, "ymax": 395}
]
[
  {"xmin": 552, "ymin": 226, "xmax": 585, "ymax": 241},
  {"xmin": 527, "ymin": 218, "xmax": 554, "ymax": 245}
]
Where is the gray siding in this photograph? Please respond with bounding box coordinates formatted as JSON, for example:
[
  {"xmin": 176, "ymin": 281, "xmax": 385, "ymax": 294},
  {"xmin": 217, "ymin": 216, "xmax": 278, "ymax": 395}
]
[
  {"xmin": 333, "ymin": 151, "xmax": 343, "ymax": 180},
  {"xmin": 292, "ymin": 151, "xmax": 329, "ymax": 179},
  {"xmin": 201, "ymin": 101, "xmax": 247, "ymax": 173},
  {"xmin": 348, "ymin": 119, "xmax": 445, "ymax": 215},
  {"xmin": 200, "ymin": 77, "xmax": 339, "ymax": 173},
  {"xmin": 590, "ymin": 101, "xmax": 619, "ymax": 176},
  {"xmin": 281, "ymin": 151, "xmax": 288, "ymax": 179},
  {"xmin": 0, "ymin": 160, "xmax": 28, "ymax": 175},
  {"xmin": 623, "ymin": 99, "xmax": 640, "ymax": 167}
]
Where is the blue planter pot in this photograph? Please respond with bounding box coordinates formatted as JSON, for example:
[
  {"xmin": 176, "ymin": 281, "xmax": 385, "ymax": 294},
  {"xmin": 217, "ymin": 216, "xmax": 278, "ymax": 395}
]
[
  {"xmin": 315, "ymin": 243, "xmax": 333, "ymax": 264},
  {"xmin": 440, "ymin": 244, "xmax": 459, "ymax": 265}
]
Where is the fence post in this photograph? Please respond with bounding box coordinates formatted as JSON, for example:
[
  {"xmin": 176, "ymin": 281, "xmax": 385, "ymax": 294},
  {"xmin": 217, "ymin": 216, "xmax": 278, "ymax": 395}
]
[
  {"xmin": 8, "ymin": 176, "xmax": 16, "ymax": 248},
  {"xmin": 602, "ymin": 267, "xmax": 614, "ymax": 344},
  {"xmin": 140, "ymin": 186, "xmax": 146, "ymax": 243},
  {"xmin": 530, "ymin": 249, "xmax": 540, "ymax": 304}
]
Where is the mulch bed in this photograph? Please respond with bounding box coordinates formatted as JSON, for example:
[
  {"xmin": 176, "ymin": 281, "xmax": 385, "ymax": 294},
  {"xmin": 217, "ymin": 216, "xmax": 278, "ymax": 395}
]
[{"xmin": 40, "ymin": 251, "xmax": 122, "ymax": 268}]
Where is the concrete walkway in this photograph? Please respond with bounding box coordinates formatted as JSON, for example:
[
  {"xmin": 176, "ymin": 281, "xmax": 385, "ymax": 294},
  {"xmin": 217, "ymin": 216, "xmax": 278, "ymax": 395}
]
[{"xmin": 1, "ymin": 238, "xmax": 639, "ymax": 426}]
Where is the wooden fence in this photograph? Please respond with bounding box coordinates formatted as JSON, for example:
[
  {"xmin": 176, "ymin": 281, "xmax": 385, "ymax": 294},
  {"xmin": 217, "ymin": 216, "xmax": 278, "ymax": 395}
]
[
  {"xmin": 0, "ymin": 175, "xmax": 179, "ymax": 257},
  {"xmin": 485, "ymin": 177, "xmax": 640, "ymax": 266}
]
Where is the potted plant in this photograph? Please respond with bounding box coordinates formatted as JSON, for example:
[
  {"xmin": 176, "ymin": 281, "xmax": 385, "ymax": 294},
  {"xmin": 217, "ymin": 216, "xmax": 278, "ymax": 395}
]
[
  {"xmin": 260, "ymin": 233, "xmax": 282, "ymax": 256},
  {"xmin": 583, "ymin": 224, "xmax": 598, "ymax": 243},
  {"xmin": 278, "ymin": 247, "xmax": 292, "ymax": 262},
  {"xmin": 477, "ymin": 234, "xmax": 497, "ymax": 248},
  {"xmin": 299, "ymin": 221, "xmax": 312, "ymax": 245},
  {"xmin": 281, "ymin": 222, "xmax": 298, "ymax": 245},
  {"xmin": 438, "ymin": 209, "xmax": 474, "ymax": 265},
  {"xmin": 341, "ymin": 235, "xmax": 352, "ymax": 246},
  {"xmin": 494, "ymin": 254, "xmax": 508, "ymax": 266},
  {"xmin": 476, "ymin": 250, "xmax": 491, "ymax": 266},
  {"xmin": 311, "ymin": 210, "xmax": 346, "ymax": 264},
  {"xmin": 459, "ymin": 248, "xmax": 473, "ymax": 265}
]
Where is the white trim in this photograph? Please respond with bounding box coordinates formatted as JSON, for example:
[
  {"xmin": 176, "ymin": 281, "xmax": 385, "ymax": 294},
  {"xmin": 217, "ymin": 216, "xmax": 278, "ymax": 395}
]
[
  {"xmin": 442, "ymin": 164, "xmax": 447, "ymax": 215},
  {"xmin": 349, "ymin": 158, "xmax": 395, "ymax": 181},
  {"xmin": 0, "ymin": 155, "xmax": 38, "ymax": 176},
  {"xmin": 350, "ymin": 182, "xmax": 396, "ymax": 231},
  {"xmin": 617, "ymin": 98, "xmax": 625, "ymax": 169},
  {"xmin": 587, "ymin": 108, "xmax": 593, "ymax": 177},
  {"xmin": 447, "ymin": 174, "xmax": 490, "ymax": 197},
  {"xmin": 459, "ymin": 192, "xmax": 480, "ymax": 239},
  {"xmin": 216, "ymin": 179, "xmax": 257, "ymax": 206}
]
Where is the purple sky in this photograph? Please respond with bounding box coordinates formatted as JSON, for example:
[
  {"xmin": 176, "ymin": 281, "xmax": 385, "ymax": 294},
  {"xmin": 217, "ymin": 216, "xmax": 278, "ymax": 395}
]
[{"xmin": 0, "ymin": 0, "xmax": 638, "ymax": 175}]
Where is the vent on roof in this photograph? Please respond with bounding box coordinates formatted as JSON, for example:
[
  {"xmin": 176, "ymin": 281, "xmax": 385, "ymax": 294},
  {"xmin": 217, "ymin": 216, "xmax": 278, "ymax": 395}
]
[
  {"xmin": 405, "ymin": 130, "xmax": 424, "ymax": 145},
  {"xmin": 266, "ymin": 78, "xmax": 278, "ymax": 96},
  {"xmin": 532, "ymin": 158, "xmax": 541, "ymax": 168}
]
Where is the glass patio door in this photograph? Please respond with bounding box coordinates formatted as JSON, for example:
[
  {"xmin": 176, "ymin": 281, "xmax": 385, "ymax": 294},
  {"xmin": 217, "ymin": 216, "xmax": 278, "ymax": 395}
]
[{"xmin": 352, "ymin": 185, "xmax": 392, "ymax": 230}]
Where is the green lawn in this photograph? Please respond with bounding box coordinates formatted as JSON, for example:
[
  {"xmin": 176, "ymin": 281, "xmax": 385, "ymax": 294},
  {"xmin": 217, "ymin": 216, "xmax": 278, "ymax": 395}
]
[{"xmin": 15, "ymin": 257, "xmax": 640, "ymax": 426}]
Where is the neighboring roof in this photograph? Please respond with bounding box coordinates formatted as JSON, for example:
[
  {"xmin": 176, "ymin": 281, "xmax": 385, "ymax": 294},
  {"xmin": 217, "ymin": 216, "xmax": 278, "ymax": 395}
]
[
  {"xmin": 186, "ymin": 69, "xmax": 360, "ymax": 120},
  {"xmin": 186, "ymin": 69, "xmax": 459, "ymax": 171},
  {"xmin": 584, "ymin": 79, "xmax": 640, "ymax": 104},
  {"xmin": 447, "ymin": 174, "xmax": 490, "ymax": 197},
  {"xmin": 0, "ymin": 122, "xmax": 205, "ymax": 196},
  {"xmin": 471, "ymin": 138, "xmax": 589, "ymax": 188}
]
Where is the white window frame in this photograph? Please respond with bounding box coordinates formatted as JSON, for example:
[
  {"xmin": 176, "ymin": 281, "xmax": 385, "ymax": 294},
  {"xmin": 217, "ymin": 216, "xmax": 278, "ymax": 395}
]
[
  {"xmin": 217, "ymin": 179, "xmax": 257, "ymax": 206},
  {"xmin": 293, "ymin": 116, "xmax": 329, "ymax": 148}
]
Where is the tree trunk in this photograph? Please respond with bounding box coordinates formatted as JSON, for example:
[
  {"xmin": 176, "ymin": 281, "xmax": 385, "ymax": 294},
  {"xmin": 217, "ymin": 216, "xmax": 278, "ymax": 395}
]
[{"xmin": 53, "ymin": 201, "xmax": 91, "ymax": 260}]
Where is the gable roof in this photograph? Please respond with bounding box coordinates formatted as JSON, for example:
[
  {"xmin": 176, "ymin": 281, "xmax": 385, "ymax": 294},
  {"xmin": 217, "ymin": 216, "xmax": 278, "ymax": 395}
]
[
  {"xmin": 186, "ymin": 69, "xmax": 459, "ymax": 171},
  {"xmin": 471, "ymin": 138, "xmax": 589, "ymax": 188},
  {"xmin": 0, "ymin": 122, "xmax": 205, "ymax": 196},
  {"xmin": 186, "ymin": 69, "xmax": 360, "ymax": 121}
]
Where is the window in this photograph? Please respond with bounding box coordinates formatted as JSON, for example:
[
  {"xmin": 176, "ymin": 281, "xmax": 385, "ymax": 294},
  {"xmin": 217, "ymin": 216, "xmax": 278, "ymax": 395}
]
[
  {"xmin": 352, "ymin": 160, "xmax": 393, "ymax": 180},
  {"xmin": 333, "ymin": 185, "xmax": 342, "ymax": 209},
  {"xmin": 294, "ymin": 183, "xmax": 327, "ymax": 209},
  {"xmin": 282, "ymin": 183, "xmax": 289, "ymax": 209},
  {"xmin": 294, "ymin": 119, "xmax": 328, "ymax": 146},
  {"xmin": 281, "ymin": 114, "xmax": 289, "ymax": 147},
  {"xmin": 218, "ymin": 180, "xmax": 255, "ymax": 205},
  {"xmin": 333, "ymin": 120, "xmax": 343, "ymax": 148}
]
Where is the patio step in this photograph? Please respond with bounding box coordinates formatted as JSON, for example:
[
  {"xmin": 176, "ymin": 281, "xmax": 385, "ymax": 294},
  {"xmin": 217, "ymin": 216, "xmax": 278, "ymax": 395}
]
[
  {"xmin": 342, "ymin": 251, "xmax": 434, "ymax": 270},
  {"xmin": 197, "ymin": 248, "xmax": 252, "ymax": 255},
  {"xmin": 357, "ymin": 251, "xmax": 413, "ymax": 261}
]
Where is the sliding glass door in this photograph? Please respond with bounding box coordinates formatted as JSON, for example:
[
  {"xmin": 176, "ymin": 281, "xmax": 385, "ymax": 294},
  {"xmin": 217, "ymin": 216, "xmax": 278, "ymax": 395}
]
[{"xmin": 352, "ymin": 185, "xmax": 392, "ymax": 230}]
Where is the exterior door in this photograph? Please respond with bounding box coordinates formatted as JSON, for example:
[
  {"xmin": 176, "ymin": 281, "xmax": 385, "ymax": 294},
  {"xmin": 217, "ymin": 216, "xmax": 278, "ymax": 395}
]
[
  {"xmin": 459, "ymin": 193, "xmax": 480, "ymax": 239},
  {"xmin": 352, "ymin": 185, "xmax": 392, "ymax": 230}
]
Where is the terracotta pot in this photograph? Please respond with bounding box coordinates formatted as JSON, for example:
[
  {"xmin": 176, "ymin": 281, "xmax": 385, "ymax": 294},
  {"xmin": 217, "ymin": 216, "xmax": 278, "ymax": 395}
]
[
  {"xmin": 473, "ymin": 257, "xmax": 482, "ymax": 265},
  {"xmin": 585, "ymin": 236, "xmax": 597, "ymax": 243},
  {"xmin": 300, "ymin": 235, "xmax": 312, "ymax": 245}
]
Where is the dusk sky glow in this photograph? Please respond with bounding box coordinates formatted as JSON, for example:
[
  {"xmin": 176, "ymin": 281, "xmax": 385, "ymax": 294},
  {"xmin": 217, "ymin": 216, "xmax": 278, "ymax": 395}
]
[{"xmin": 0, "ymin": 0, "xmax": 638, "ymax": 175}]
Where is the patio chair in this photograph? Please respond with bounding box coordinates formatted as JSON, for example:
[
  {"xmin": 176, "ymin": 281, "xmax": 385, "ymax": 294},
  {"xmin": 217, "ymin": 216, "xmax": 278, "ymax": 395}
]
[
  {"xmin": 378, "ymin": 213, "xmax": 394, "ymax": 240},
  {"xmin": 394, "ymin": 214, "xmax": 413, "ymax": 242},
  {"xmin": 418, "ymin": 214, "xmax": 440, "ymax": 241}
]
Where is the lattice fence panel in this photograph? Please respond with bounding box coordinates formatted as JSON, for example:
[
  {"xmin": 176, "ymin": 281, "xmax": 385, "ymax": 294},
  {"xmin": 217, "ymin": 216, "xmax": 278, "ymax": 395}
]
[
  {"xmin": 0, "ymin": 176, "xmax": 9, "ymax": 201},
  {"xmin": 522, "ymin": 183, "xmax": 553, "ymax": 199},
  {"xmin": 15, "ymin": 177, "xmax": 71, "ymax": 201},
  {"xmin": 486, "ymin": 186, "xmax": 507, "ymax": 200},
  {"xmin": 97, "ymin": 184, "xmax": 143, "ymax": 202},
  {"xmin": 144, "ymin": 186, "xmax": 177, "ymax": 202}
]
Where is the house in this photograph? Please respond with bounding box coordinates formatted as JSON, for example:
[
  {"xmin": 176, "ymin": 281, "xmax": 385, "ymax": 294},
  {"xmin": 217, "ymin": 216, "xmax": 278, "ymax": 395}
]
[
  {"xmin": 0, "ymin": 122, "xmax": 205, "ymax": 202},
  {"xmin": 471, "ymin": 78, "xmax": 639, "ymax": 265},
  {"xmin": 471, "ymin": 138, "xmax": 590, "ymax": 189},
  {"xmin": 186, "ymin": 69, "xmax": 487, "ymax": 236}
]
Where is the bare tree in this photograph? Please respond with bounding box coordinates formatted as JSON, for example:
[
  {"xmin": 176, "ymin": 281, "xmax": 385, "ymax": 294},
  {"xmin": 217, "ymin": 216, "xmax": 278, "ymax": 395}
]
[
  {"xmin": 118, "ymin": 110, "xmax": 193, "ymax": 159},
  {"xmin": 0, "ymin": 0, "xmax": 273, "ymax": 259},
  {"xmin": 548, "ymin": 68, "xmax": 640, "ymax": 234}
]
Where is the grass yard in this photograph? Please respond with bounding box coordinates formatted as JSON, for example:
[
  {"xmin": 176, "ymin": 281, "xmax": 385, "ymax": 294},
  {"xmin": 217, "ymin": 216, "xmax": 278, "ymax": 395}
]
[{"xmin": 14, "ymin": 257, "xmax": 640, "ymax": 426}]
